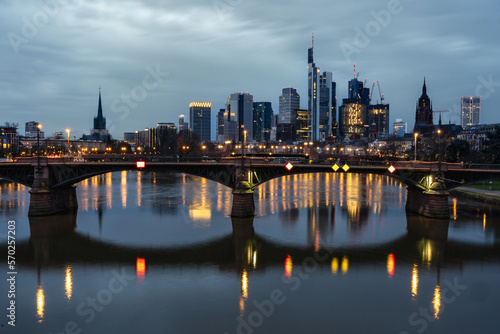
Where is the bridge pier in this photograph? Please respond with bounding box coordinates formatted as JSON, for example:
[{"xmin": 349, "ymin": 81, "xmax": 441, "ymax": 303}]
[
  {"xmin": 28, "ymin": 166, "xmax": 78, "ymax": 216},
  {"xmin": 231, "ymin": 181, "xmax": 255, "ymax": 218},
  {"xmin": 406, "ymin": 180, "xmax": 450, "ymax": 219}
]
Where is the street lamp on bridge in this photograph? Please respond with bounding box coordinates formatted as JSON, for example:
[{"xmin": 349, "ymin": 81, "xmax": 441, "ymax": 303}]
[
  {"xmin": 414, "ymin": 132, "xmax": 419, "ymax": 161},
  {"xmin": 37, "ymin": 123, "xmax": 42, "ymax": 170},
  {"xmin": 243, "ymin": 130, "xmax": 247, "ymax": 157},
  {"xmin": 66, "ymin": 128, "xmax": 71, "ymax": 155},
  {"xmin": 437, "ymin": 129, "xmax": 442, "ymax": 173}
]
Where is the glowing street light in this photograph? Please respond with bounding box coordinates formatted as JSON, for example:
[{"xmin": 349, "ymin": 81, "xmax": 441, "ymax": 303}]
[
  {"xmin": 243, "ymin": 130, "xmax": 247, "ymax": 157},
  {"xmin": 66, "ymin": 128, "xmax": 71, "ymax": 155},
  {"xmin": 437, "ymin": 129, "xmax": 442, "ymax": 173},
  {"xmin": 37, "ymin": 123, "xmax": 42, "ymax": 169},
  {"xmin": 414, "ymin": 133, "xmax": 419, "ymax": 161}
]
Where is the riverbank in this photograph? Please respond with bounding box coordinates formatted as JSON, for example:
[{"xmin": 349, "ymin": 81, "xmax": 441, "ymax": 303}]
[{"xmin": 450, "ymin": 187, "xmax": 500, "ymax": 205}]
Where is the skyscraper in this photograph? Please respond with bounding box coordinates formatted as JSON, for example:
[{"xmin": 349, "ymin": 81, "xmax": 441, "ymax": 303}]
[
  {"xmin": 178, "ymin": 114, "xmax": 189, "ymax": 132},
  {"xmin": 338, "ymin": 75, "xmax": 370, "ymax": 139},
  {"xmin": 393, "ymin": 119, "xmax": 407, "ymax": 137},
  {"xmin": 224, "ymin": 93, "xmax": 254, "ymax": 142},
  {"xmin": 189, "ymin": 102, "xmax": 211, "ymax": 142},
  {"xmin": 279, "ymin": 88, "xmax": 300, "ymax": 125},
  {"xmin": 307, "ymin": 36, "xmax": 335, "ymax": 142},
  {"xmin": 414, "ymin": 78, "xmax": 433, "ymax": 134},
  {"xmin": 318, "ymin": 72, "xmax": 335, "ymax": 141},
  {"xmin": 216, "ymin": 109, "xmax": 225, "ymax": 142},
  {"xmin": 461, "ymin": 96, "xmax": 481, "ymax": 128},
  {"xmin": 368, "ymin": 104, "xmax": 389, "ymax": 138},
  {"xmin": 307, "ymin": 37, "xmax": 319, "ymax": 141},
  {"xmin": 296, "ymin": 109, "xmax": 310, "ymax": 141},
  {"xmin": 253, "ymin": 102, "xmax": 273, "ymax": 142}
]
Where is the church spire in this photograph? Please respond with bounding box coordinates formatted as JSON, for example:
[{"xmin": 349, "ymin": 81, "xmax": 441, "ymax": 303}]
[
  {"xmin": 94, "ymin": 87, "xmax": 106, "ymax": 130},
  {"xmin": 97, "ymin": 86, "xmax": 103, "ymax": 118},
  {"xmin": 422, "ymin": 77, "xmax": 427, "ymax": 96}
]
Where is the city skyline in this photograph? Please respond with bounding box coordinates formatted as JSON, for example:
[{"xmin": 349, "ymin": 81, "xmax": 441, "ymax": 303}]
[{"xmin": 1, "ymin": 0, "xmax": 499, "ymax": 138}]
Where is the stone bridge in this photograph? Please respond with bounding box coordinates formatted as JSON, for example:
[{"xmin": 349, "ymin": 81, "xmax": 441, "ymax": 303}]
[{"xmin": 1, "ymin": 157, "xmax": 500, "ymax": 218}]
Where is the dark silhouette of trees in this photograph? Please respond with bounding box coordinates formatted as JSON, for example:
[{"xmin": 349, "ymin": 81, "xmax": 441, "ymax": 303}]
[
  {"xmin": 445, "ymin": 139, "xmax": 470, "ymax": 162},
  {"xmin": 482, "ymin": 126, "xmax": 500, "ymax": 163}
]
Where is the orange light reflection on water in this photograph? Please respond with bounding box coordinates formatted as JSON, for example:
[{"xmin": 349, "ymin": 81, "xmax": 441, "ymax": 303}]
[
  {"xmin": 284, "ymin": 255, "xmax": 293, "ymax": 279},
  {"xmin": 136, "ymin": 257, "xmax": 146, "ymax": 280}
]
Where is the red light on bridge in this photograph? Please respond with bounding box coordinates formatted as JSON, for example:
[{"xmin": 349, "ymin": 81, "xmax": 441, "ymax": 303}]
[
  {"xmin": 388, "ymin": 165, "xmax": 396, "ymax": 174},
  {"xmin": 136, "ymin": 161, "xmax": 146, "ymax": 169},
  {"xmin": 285, "ymin": 162, "xmax": 293, "ymax": 171}
]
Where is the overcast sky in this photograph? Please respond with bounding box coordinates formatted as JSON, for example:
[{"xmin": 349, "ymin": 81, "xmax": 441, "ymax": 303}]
[{"xmin": 1, "ymin": 0, "xmax": 499, "ymax": 139}]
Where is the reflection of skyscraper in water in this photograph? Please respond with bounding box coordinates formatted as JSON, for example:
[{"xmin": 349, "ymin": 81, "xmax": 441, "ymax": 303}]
[
  {"xmin": 307, "ymin": 200, "xmax": 336, "ymax": 249},
  {"xmin": 279, "ymin": 204, "xmax": 300, "ymax": 225},
  {"xmin": 342, "ymin": 174, "xmax": 369, "ymax": 232}
]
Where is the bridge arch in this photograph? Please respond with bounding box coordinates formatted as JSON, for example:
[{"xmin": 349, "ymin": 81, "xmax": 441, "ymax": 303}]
[
  {"xmin": 0, "ymin": 164, "xmax": 34, "ymax": 187},
  {"xmin": 246, "ymin": 164, "xmax": 428, "ymax": 191},
  {"xmin": 49, "ymin": 162, "xmax": 237, "ymax": 189}
]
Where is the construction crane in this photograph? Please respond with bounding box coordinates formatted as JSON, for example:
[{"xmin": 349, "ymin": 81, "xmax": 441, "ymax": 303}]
[
  {"xmin": 370, "ymin": 81, "xmax": 376, "ymax": 102},
  {"xmin": 377, "ymin": 81, "xmax": 385, "ymax": 104},
  {"xmin": 433, "ymin": 110, "xmax": 449, "ymax": 125},
  {"xmin": 353, "ymin": 64, "xmax": 360, "ymax": 80},
  {"xmin": 370, "ymin": 81, "xmax": 385, "ymax": 104}
]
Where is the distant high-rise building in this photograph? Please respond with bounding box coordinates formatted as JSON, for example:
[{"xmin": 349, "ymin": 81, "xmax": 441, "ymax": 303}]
[
  {"xmin": 270, "ymin": 114, "xmax": 278, "ymax": 141},
  {"xmin": 124, "ymin": 132, "xmax": 136, "ymax": 145},
  {"xmin": 25, "ymin": 121, "xmax": 44, "ymax": 139},
  {"xmin": 307, "ymin": 36, "xmax": 335, "ymax": 142},
  {"xmin": 461, "ymin": 96, "xmax": 481, "ymax": 128},
  {"xmin": 279, "ymin": 88, "xmax": 300, "ymax": 124},
  {"xmin": 368, "ymin": 104, "xmax": 389, "ymax": 138},
  {"xmin": 146, "ymin": 127, "xmax": 157, "ymax": 150},
  {"xmin": 253, "ymin": 102, "xmax": 273, "ymax": 142},
  {"xmin": 178, "ymin": 115, "xmax": 189, "ymax": 132},
  {"xmin": 414, "ymin": 78, "xmax": 433, "ymax": 134},
  {"xmin": 393, "ymin": 119, "xmax": 407, "ymax": 137},
  {"xmin": 307, "ymin": 37, "xmax": 319, "ymax": 141},
  {"xmin": 296, "ymin": 109, "xmax": 310, "ymax": 141},
  {"xmin": 338, "ymin": 75, "xmax": 370, "ymax": 139},
  {"xmin": 318, "ymin": 72, "xmax": 336, "ymax": 141},
  {"xmin": 330, "ymin": 81, "xmax": 338, "ymax": 138},
  {"xmin": 224, "ymin": 93, "xmax": 253, "ymax": 142},
  {"xmin": 157, "ymin": 123, "xmax": 177, "ymax": 132},
  {"xmin": 216, "ymin": 109, "xmax": 225, "ymax": 142},
  {"xmin": 189, "ymin": 102, "xmax": 211, "ymax": 142}
]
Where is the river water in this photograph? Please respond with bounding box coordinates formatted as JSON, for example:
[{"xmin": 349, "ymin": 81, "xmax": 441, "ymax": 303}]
[{"xmin": 1, "ymin": 171, "xmax": 499, "ymax": 334}]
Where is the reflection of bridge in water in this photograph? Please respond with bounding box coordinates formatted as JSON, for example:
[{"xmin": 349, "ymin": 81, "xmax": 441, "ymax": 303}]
[
  {"xmin": 2, "ymin": 158, "xmax": 500, "ymax": 218},
  {"xmin": 19, "ymin": 211, "xmax": 500, "ymax": 321},
  {"xmin": 18, "ymin": 211, "xmax": 500, "ymax": 270}
]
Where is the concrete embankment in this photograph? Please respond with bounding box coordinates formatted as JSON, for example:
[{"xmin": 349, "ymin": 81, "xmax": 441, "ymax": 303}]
[{"xmin": 450, "ymin": 187, "xmax": 500, "ymax": 205}]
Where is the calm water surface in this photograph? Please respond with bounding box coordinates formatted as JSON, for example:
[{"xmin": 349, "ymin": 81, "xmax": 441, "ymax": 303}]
[{"xmin": 0, "ymin": 171, "xmax": 499, "ymax": 334}]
